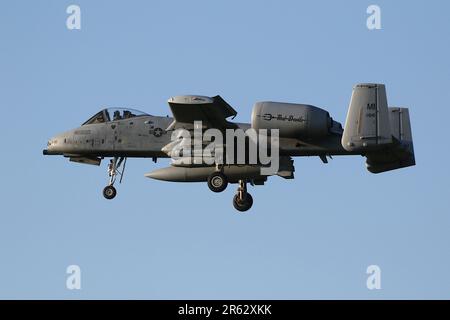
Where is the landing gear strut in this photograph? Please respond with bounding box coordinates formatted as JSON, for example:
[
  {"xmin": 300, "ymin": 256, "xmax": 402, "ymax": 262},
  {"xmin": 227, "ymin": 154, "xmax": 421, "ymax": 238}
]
[
  {"xmin": 233, "ymin": 180, "xmax": 253, "ymax": 212},
  {"xmin": 103, "ymin": 157, "xmax": 127, "ymax": 200}
]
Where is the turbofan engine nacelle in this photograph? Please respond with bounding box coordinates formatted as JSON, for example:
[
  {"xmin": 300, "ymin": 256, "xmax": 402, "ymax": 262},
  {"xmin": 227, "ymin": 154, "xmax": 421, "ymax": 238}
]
[{"xmin": 251, "ymin": 102, "xmax": 332, "ymax": 139}]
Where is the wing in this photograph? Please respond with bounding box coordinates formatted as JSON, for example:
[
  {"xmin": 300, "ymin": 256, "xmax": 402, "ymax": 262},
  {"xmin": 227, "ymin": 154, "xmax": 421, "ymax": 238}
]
[{"xmin": 166, "ymin": 95, "xmax": 238, "ymax": 130}]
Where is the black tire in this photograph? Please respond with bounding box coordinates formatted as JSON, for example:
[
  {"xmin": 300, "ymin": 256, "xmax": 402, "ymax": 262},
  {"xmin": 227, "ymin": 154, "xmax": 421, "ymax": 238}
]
[
  {"xmin": 103, "ymin": 185, "xmax": 117, "ymax": 200},
  {"xmin": 207, "ymin": 172, "xmax": 228, "ymax": 193},
  {"xmin": 233, "ymin": 193, "xmax": 253, "ymax": 212}
]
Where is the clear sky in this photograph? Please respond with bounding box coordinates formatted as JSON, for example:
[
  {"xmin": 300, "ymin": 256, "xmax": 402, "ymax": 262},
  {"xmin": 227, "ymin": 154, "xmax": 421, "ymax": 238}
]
[{"xmin": 0, "ymin": 0, "xmax": 449, "ymax": 299}]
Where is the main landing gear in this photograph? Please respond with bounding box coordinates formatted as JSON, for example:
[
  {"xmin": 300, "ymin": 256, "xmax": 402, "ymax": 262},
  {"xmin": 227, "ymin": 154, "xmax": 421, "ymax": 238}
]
[
  {"xmin": 207, "ymin": 171, "xmax": 228, "ymax": 193},
  {"xmin": 232, "ymin": 179, "xmax": 253, "ymax": 212},
  {"xmin": 207, "ymin": 169, "xmax": 254, "ymax": 212},
  {"xmin": 103, "ymin": 157, "xmax": 127, "ymax": 200}
]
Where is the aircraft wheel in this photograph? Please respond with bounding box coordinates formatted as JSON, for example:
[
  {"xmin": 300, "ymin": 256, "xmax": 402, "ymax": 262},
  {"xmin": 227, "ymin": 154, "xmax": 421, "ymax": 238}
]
[
  {"xmin": 207, "ymin": 172, "xmax": 228, "ymax": 193},
  {"xmin": 103, "ymin": 185, "xmax": 117, "ymax": 200},
  {"xmin": 233, "ymin": 193, "xmax": 253, "ymax": 212}
]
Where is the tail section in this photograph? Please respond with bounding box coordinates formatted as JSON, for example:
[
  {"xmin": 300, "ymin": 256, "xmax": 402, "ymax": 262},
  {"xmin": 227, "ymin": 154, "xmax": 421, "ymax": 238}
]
[
  {"xmin": 342, "ymin": 83, "xmax": 415, "ymax": 173},
  {"xmin": 342, "ymin": 83, "xmax": 393, "ymax": 151}
]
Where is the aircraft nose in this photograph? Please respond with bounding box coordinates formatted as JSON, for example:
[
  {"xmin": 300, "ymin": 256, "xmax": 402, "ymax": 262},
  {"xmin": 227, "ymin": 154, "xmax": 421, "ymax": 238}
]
[{"xmin": 43, "ymin": 135, "xmax": 64, "ymax": 155}]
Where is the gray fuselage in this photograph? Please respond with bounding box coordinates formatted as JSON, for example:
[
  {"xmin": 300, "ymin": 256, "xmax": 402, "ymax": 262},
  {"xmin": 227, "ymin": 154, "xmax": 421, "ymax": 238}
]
[
  {"xmin": 46, "ymin": 113, "xmax": 174, "ymax": 158},
  {"xmin": 45, "ymin": 111, "xmax": 353, "ymax": 160}
]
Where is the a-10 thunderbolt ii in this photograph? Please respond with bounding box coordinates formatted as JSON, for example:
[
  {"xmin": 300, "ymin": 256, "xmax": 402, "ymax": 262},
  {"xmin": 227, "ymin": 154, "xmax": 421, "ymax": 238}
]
[{"xmin": 43, "ymin": 83, "xmax": 415, "ymax": 212}]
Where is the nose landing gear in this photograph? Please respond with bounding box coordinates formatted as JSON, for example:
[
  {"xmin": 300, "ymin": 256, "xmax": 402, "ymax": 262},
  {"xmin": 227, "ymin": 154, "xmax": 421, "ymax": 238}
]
[
  {"xmin": 103, "ymin": 157, "xmax": 127, "ymax": 200},
  {"xmin": 232, "ymin": 180, "xmax": 253, "ymax": 212},
  {"xmin": 103, "ymin": 185, "xmax": 117, "ymax": 199}
]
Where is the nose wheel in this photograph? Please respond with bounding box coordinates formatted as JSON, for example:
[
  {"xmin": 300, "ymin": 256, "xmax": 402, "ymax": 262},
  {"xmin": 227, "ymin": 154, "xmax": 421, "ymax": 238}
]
[
  {"xmin": 103, "ymin": 185, "xmax": 117, "ymax": 199},
  {"xmin": 232, "ymin": 180, "xmax": 253, "ymax": 212},
  {"xmin": 103, "ymin": 157, "xmax": 127, "ymax": 200}
]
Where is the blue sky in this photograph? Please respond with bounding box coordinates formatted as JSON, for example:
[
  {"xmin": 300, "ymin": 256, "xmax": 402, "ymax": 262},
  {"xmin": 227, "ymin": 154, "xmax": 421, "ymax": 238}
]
[{"xmin": 0, "ymin": 0, "xmax": 449, "ymax": 299}]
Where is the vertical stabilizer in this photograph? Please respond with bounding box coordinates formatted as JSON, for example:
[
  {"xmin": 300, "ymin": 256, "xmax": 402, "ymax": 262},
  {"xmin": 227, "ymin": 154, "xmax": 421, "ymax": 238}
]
[{"xmin": 342, "ymin": 83, "xmax": 392, "ymax": 152}]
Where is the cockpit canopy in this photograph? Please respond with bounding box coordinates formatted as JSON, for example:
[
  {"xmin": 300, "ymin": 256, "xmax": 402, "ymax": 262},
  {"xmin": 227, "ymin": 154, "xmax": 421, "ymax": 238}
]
[{"xmin": 82, "ymin": 108, "xmax": 149, "ymax": 125}]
